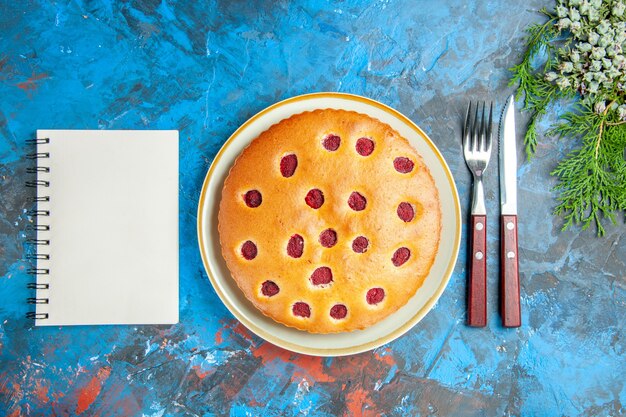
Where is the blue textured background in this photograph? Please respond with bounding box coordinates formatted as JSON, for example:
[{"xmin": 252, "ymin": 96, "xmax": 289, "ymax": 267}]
[{"xmin": 1, "ymin": 1, "xmax": 625, "ymax": 416}]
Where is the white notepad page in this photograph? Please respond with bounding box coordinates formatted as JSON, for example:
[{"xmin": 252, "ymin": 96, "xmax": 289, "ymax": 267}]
[{"xmin": 34, "ymin": 130, "xmax": 179, "ymax": 325}]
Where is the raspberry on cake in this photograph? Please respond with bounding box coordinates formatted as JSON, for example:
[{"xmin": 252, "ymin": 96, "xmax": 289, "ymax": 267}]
[
  {"xmin": 218, "ymin": 109, "xmax": 441, "ymax": 333},
  {"xmin": 319, "ymin": 229, "xmax": 337, "ymax": 248}
]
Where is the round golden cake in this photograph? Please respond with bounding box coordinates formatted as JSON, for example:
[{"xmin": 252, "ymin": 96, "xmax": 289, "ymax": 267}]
[{"xmin": 218, "ymin": 109, "xmax": 441, "ymax": 333}]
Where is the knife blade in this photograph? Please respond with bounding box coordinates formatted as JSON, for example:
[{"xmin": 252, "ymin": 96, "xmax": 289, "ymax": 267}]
[
  {"xmin": 501, "ymin": 96, "xmax": 517, "ymax": 216},
  {"xmin": 499, "ymin": 95, "xmax": 521, "ymax": 328}
]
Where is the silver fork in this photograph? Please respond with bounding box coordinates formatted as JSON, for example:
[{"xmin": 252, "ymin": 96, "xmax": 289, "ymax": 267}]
[{"xmin": 463, "ymin": 102, "xmax": 493, "ymax": 327}]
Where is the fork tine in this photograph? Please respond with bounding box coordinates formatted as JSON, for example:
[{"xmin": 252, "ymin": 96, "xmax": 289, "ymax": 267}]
[
  {"xmin": 486, "ymin": 102, "xmax": 493, "ymax": 152},
  {"xmin": 463, "ymin": 102, "xmax": 472, "ymax": 153},
  {"xmin": 472, "ymin": 101, "xmax": 479, "ymax": 151},
  {"xmin": 481, "ymin": 102, "xmax": 487, "ymax": 151}
]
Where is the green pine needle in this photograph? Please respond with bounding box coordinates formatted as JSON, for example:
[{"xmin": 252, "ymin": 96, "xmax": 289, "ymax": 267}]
[
  {"xmin": 509, "ymin": 10, "xmax": 562, "ymax": 158},
  {"xmin": 510, "ymin": 2, "xmax": 626, "ymax": 236},
  {"xmin": 549, "ymin": 108, "xmax": 626, "ymax": 236}
]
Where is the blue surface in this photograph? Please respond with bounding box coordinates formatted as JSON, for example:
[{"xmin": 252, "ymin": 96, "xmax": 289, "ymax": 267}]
[{"xmin": 1, "ymin": 1, "xmax": 625, "ymax": 416}]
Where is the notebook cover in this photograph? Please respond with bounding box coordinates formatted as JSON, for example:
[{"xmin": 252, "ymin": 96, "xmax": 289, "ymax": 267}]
[{"xmin": 33, "ymin": 130, "xmax": 179, "ymax": 326}]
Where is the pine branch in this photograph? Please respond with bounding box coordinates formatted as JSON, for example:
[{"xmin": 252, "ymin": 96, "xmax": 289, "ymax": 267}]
[
  {"xmin": 509, "ymin": 9, "xmax": 560, "ymax": 158},
  {"xmin": 550, "ymin": 111, "xmax": 626, "ymax": 236},
  {"xmin": 510, "ymin": 1, "xmax": 626, "ymax": 235}
]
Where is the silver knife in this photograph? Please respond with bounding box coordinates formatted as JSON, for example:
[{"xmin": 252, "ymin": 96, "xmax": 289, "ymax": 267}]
[{"xmin": 500, "ymin": 95, "xmax": 521, "ymax": 327}]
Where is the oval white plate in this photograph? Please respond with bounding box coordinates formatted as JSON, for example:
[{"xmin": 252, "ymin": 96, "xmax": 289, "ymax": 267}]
[{"xmin": 197, "ymin": 92, "xmax": 461, "ymax": 356}]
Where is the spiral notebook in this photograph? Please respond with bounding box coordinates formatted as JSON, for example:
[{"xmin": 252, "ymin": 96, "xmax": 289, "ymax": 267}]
[{"xmin": 28, "ymin": 130, "xmax": 179, "ymax": 326}]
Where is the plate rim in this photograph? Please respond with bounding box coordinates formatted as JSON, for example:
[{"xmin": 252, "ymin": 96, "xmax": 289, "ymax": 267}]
[{"xmin": 197, "ymin": 92, "xmax": 461, "ymax": 356}]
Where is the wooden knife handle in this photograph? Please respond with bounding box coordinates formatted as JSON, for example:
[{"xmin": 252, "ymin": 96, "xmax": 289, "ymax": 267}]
[
  {"xmin": 468, "ymin": 214, "xmax": 487, "ymax": 327},
  {"xmin": 501, "ymin": 215, "xmax": 521, "ymax": 327}
]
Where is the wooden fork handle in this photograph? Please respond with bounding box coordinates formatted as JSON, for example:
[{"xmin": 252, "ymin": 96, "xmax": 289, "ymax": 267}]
[
  {"xmin": 468, "ymin": 214, "xmax": 487, "ymax": 327},
  {"xmin": 501, "ymin": 215, "xmax": 521, "ymax": 327}
]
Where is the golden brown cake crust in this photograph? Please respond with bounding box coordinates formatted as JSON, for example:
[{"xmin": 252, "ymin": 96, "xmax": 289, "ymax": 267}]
[{"xmin": 217, "ymin": 109, "xmax": 441, "ymax": 333}]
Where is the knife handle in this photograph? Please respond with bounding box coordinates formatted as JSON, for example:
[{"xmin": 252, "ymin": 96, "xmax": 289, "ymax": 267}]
[
  {"xmin": 468, "ymin": 214, "xmax": 487, "ymax": 327},
  {"xmin": 501, "ymin": 215, "xmax": 521, "ymax": 327}
]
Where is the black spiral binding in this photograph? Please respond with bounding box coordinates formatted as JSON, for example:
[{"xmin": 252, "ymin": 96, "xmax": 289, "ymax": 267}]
[
  {"xmin": 26, "ymin": 312, "xmax": 49, "ymax": 319},
  {"xmin": 26, "ymin": 239, "xmax": 50, "ymax": 245},
  {"xmin": 26, "ymin": 167, "xmax": 50, "ymax": 173},
  {"xmin": 25, "ymin": 180, "xmax": 49, "ymax": 188},
  {"xmin": 27, "ymin": 283, "xmax": 49, "ymax": 289},
  {"xmin": 25, "ymin": 254, "xmax": 50, "ymax": 260},
  {"xmin": 28, "ymin": 196, "xmax": 50, "ymax": 202},
  {"xmin": 26, "ymin": 138, "xmax": 50, "ymax": 321},
  {"xmin": 26, "ymin": 224, "xmax": 50, "ymax": 231}
]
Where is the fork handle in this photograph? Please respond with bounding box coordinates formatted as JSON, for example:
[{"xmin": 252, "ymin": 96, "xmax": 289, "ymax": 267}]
[
  {"xmin": 500, "ymin": 215, "xmax": 521, "ymax": 327},
  {"xmin": 468, "ymin": 214, "xmax": 487, "ymax": 327}
]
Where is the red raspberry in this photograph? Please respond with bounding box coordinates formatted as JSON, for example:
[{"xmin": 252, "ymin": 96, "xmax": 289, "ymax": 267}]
[
  {"xmin": 348, "ymin": 192, "xmax": 367, "ymax": 211},
  {"xmin": 241, "ymin": 240, "xmax": 257, "ymax": 260},
  {"xmin": 366, "ymin": 288, "xmax": 385, "ymax": 305},
  {"xmin": 352, "ymin": 236, "xmax": 369, "ymax": 253},
  {"xmin": 393, "ymin": 157, "xmax": 414, "ymax": 173},
  {"xmin": 392, "ymin": 247, "xmax": 411, "ymax": 266},
  {"xmin": 397, "ymin": 202, "xmax": 415, "ymax": 222},
  {"xmin": 292, "ymin": 302, "xmax": 311, "ymax": 318},
  {"xmin": 310, "ymin": 266, "xmax": 333, "ymax": 286},
  {"xmin": 261, "ymin": 280, "xmax": 279, "ymax": 297},
  {"xmin": 330, "ymin": 304, "xmax": 347, "ymax": 319},
  {"xmin": 280, "ymin": 154, "xmax": 298, "ymax": 177},
  {"xmin": 319, "ymin": 229, "xmax": 337, "ymax": 248},
  {"xmin": 323, "ymin": 134, "xmax": 341, "ymax": 151},
  {"xmin": 287, "ymin": 234, "xmax": 304, "ymax": 258},
  {"xmin": 356, "ymin": 137, "xmax": 374, "ymax": 156},
  {"xmin": 305, "ymin": 189, "xmax": 324, "ymax": 209},
  {"xmin": 244, "ymin": 190, "xmax": 262, "ymax": 208}
]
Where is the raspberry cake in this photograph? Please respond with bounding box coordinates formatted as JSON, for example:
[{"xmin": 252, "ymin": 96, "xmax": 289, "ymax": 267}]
[{"xmin": 218, "ymin": 109, "xmax": 441, "ymax": 333}]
